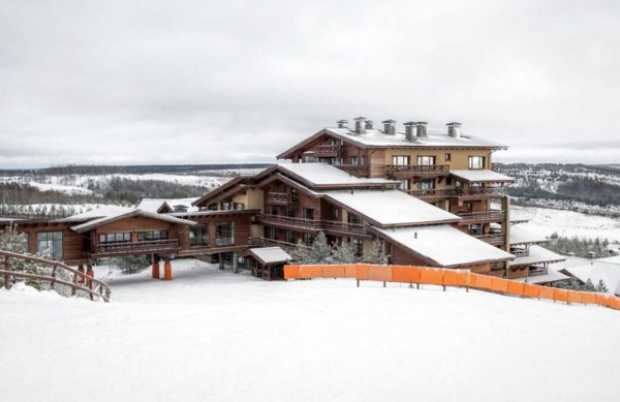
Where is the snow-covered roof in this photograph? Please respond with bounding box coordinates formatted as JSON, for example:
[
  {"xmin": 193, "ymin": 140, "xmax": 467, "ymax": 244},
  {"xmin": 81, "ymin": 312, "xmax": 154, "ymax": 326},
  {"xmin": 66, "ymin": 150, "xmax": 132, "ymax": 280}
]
[
  {"xmin": 515, "ymin": 269, "xmax": 571, "ymax": 284},
  {"xmin": 56, "ymin": 205, "xmax": 135, "ymax": 223},
  {"xmin": 563, "ymin": 258, "xmax": 620, "ymax": 295},
  {"xmin": 509, "ymin": 245, "xmax": 566, "ymax": 267},
  {"xmin": 272, "ymin": 163, "xmax": 398, "ymax": 188},
  {"xmin": 450, "ymin": 169, "xmax": 514, "ymax": 183},
  {"xmin": 323, "ymin": 190, "xmax": 460, "ymax": 227},
  {"xmin": 375, "ymin": 224, "xmax": 514, "ymax": 267},
  {"xmin": 248, "ymin": 247, "xmax": 292, "ymax": 265},
  {"xmin": 71, "ymin": 209, "xmax": 197, "ymax": 233},
  {"xmin": 137, "ymin": 197, "xmax": 199, "ymax": 213},
  {"xmin": 277, "ymin": 127, "xmax": 507, "ymax": 159},
  {"xmin": 510, "ymin": 226, "xmax": 549, "ymax": 245}
]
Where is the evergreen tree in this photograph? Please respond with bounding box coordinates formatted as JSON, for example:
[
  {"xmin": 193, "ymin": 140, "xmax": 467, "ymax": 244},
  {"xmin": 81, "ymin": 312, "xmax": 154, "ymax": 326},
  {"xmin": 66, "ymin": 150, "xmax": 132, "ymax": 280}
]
[
  {"xmin": 307, "ymin": 232, "xmax": 333, "ymax": 264},
  {"xmin": 596, "ymin": 279, "xmax": 609, "ymax": 293},
  {"xmin": 584, "ymin": 278, "xmax": 596, "ymax": 291},
  {"xmin": 292, "ymin": 240, "xmax": 312, "ymax": 264},
  {"xmin": 362, "ymin": 239, "xmax": 388, "ymax": 265},
  {"xmin": 332, "ymin": 240, "xmax": 357, "ymax": 264}
]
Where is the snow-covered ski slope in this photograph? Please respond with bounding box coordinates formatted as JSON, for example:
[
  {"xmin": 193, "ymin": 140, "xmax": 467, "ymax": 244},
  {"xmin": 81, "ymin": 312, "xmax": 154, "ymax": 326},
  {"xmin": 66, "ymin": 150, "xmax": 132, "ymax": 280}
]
[{"xmin": 1, "ymin": 259, "xmax": 618, "ymax": 402}]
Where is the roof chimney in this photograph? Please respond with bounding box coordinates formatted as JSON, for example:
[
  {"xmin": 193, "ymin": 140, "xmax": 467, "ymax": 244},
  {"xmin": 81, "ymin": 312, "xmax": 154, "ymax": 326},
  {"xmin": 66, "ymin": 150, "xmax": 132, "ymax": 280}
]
[
  {"xmin": 415, "ymin": 121, "xmax": 428, "ymax": 137},
  {"xmin": 447, "ymin": 122, "xmax": 462, "ymax": 138},
  {"xmin": 336, "ymin": 119, "xmax": 348, "ymax": 129},
  {"xmin": 404, "ymin": 121, "xmax": 416, "ymax": 142},
  {"xmin": 353, "ymin": 116, "xmax": 366, "ymax": 135},
  {"xmin": 382, "ymin": 119, "xmax": 396, "ymax": 135},
  {"xmin": 364, "ymin": 119, "xmax": 374, "ymax": 130}
]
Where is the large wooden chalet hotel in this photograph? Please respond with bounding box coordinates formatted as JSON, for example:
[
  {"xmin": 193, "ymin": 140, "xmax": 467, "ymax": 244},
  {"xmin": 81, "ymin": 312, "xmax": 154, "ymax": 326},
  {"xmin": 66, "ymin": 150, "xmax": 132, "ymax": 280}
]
[{"xmin": 0, "ymin": 118, "xmax": 568, "ymax": 284}]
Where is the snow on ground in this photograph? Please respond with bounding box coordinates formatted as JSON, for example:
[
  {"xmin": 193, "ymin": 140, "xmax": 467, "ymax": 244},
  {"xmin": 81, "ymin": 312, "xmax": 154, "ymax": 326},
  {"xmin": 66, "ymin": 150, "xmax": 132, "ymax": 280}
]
[
  {"xmin": 513, "ymin": 205, "xmax": 620, "ymax": 242},
  {"xmin": 1, "ymin": 259, "xmax": 619, "ymax": 402}
]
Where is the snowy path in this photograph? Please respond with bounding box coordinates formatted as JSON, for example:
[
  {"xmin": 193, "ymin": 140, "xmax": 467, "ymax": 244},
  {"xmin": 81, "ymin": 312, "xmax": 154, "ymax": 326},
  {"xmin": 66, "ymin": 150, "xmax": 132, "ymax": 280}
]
[{"xmin": 1, "ymin": 259, "xmax": 619, "ymax": 402}]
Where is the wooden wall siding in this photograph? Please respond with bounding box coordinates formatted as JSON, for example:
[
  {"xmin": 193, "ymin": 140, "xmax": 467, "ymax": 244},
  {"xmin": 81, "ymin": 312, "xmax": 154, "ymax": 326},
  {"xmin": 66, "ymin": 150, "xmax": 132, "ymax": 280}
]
[
  {"xmin": 95, "ymin": 216, "xmax": 175, "ymax": 235},
  {"xmin": 263, "ymin": 180, "xmax": 321, "ymax": 217},
  {"xmin": 14, "ymin": 223, "xmax": 87, "ymax": 264},
  {"xmin": 368, "ymin": 149, "xmax": 386, "ymax": 177},
  {"xmin": 190, "ymin": 213, "xmax": 252, "ymax": 249},
  {"xmin": 380, "ymin": 149, "xmax": 492, "ymax": 171},
  {"xmin": 388, "ymin": 242, "xmax": 492, "ymax": 272}
]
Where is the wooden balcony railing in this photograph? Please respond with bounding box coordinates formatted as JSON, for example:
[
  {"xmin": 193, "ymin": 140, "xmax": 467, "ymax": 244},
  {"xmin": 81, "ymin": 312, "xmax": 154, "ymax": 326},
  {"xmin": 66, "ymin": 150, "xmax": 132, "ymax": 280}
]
[
  {"xmin": 457, "ymin": 210, "xmax": 505, "ymax": 223},
  {"xmin": 408, "ymin": 189, "xmax": 455, "ymax": 199},
  {"xmin": 258, "ymin": 214, "xmax": 368, "ymax": 236},
  {"xmin": 338, "ymin": 164, "xmax": 369, "ymax": 177},
  {"xmin": 249, "ymin": 237, "xmax": 310, "ymax": 250},
  {"xmin": 313, "ymin": 144, "xmax": 340, "ymax": 155},
  {"xmin": 408, "ymin": 187, "xmax": 503, "ymax": 200},
  {"xmin": 385, "ymin": 164, "xmax": 449, "ymax": 177},
  {"xmin": 474, "ymin": 234, "xmax": 505, "ymax": 246},
  {"xmin": 215, "ymin": 237, "xmax": 234, "ymax": 247},
  {"xmin": 94, "ymin": 239, "xmax": 178, "ymax": 256},
  {"xmin": 266, "ymin": 192, "xmax": 289, "ymax": 206}
]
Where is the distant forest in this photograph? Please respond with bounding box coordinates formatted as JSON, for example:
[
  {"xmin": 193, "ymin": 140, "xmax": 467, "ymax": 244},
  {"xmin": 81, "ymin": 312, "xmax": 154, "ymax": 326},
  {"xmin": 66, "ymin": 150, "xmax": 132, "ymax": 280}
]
[{"xmin": 0, "ymin": 163, "xmax": 272, "ymax": 176}]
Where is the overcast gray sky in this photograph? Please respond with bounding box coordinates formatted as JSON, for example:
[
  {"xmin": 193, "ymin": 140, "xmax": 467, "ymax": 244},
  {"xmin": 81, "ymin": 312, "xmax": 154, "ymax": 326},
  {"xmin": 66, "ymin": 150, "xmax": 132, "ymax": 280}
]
[{"xmin": 1, "ymin": 0, "xmax": 619, "ymax": 168}]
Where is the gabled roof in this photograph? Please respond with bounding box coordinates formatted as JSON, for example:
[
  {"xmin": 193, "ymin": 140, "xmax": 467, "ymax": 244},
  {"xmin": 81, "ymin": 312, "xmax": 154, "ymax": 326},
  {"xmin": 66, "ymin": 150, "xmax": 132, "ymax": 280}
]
[
  {"xmin": 508, "ymin": 245, "xmax": 565, "ymax": 267},
  {"xmin": 563, "ymin": 257, "xmax": 620, "ymax": 295},
  {"xmin": 256, "ymin": 163, "xmax": 398, "ymax": 190},
  {"xmin": 515, "ymin": 269, "xmax": 571, "ymax": 284},
  {"xmin": 248, "ymin": 247, "xmax": 292, "ymax": 265},
  {"xmin": 374, "ymin": 224, "xmax": 514, "ymax": 267},
  {"xmin": 192, "ymin": 176, "xmax": 256, "ymax": 207},
  {"xmin": 278, "ymin": 127, "xmax": 507, "ymax": 159},
  {"xmin": 323, "ymin": 189, "xmax": 460, "ymax": 227},
  {"xmin": 56, "ymin": 206, "xmax": 135, "ymax": 223},
  {"xmin": 450, "ymin": 169, "xmax": 514, "ymax": 183},
  {"xmin": 71, "ymin": 209, "xmax": 197, "ymax": 233}
]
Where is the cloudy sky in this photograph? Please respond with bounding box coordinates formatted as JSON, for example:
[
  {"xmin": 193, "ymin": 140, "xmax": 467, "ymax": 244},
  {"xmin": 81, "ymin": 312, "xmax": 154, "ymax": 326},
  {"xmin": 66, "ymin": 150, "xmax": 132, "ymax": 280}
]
[{"xmin": 1, "ymin": 0, "xmax": 619, "ymax": 168}]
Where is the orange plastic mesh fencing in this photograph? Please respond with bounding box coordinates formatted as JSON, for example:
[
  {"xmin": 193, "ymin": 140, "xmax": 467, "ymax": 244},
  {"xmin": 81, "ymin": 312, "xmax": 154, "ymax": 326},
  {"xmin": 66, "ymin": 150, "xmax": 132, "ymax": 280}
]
[
  {"xmin": 567, "ymin": 291, "xmax": 584, "ymax": 305},
  {"xmin": 442, "ymin": 270, "xmax": 467, "ymax": 287},
  {"xmin": 539, "ymin": 286, "xmax": 555, "ymax": 301},
  {"xmin": 606, "ymin": 296, "xmax": 620, "ymax": 310},
  {"xmin": 355, "ymin": 264, "xmax": 370, "ymax": 280},
  {"xmin": 368, "ymin": 266, "xmax": 393, "ymax": 282},
  {"xmin": 553, "ymin": 288, "xmax": 569, "ymax": 303},
  {"xmin": 595, "ymin": 293, "xmax": 610, "ymax": 306},
  {"xmin": 344, "ymin": 264, "xmax": 358, "ymax": 278},
  {"xmin": 578, "ymin": 291, "xmax": 597, "ymax": 305},
  {"xmin": 391, "ymin": 266, "xmax": 421, "ymax": 284},
  {"xmin": 322, "ymin": 265, "xmax": 345, "ymax": 278},
  {"xmin": 469, "ymin": 273, "xmax": 494, "ymax": 291},
  {"xmin": 491, "ymin": 277, "xmax": 509, "ymax": 293},
  {"xmin": 283, "ymin": 265, "xmax": 300, "ymax": 279},
  {"xmin": 506, "ymin": 281, "xmax": 525, "ymax": 297},
  {"xmin": 522, "ymin": 284, "xmax": 542, "ymax": 298},
  {"xmin": 419, "ymin": 268, "xmax": 444, "ymax": 286},
  {"xmin": 298, "ymin": 265, "xmax": 322, "ymax": 279}
]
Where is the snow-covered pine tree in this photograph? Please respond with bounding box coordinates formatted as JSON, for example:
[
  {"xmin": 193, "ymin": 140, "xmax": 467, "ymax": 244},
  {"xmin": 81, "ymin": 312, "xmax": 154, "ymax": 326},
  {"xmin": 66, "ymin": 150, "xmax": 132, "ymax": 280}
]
[
  {"xmin": 307, "ymin": 232, "xmax": 333, "ymax": 264},
  {"xmin": 0, "ymin": 224, "xmax": 47, "ymax": 289},
  {"xmin": 596, "ymin": 279, "xmax": 609, "ymax": 293},
  {"xmin": 332, "ymin": 240, "xmax": 357, "ymax": 264},
  {"xmin": 362, "ymin": 239, "xmax": 388, "ymax": 265},
  {"xmin": 584, "ymin": 278, "xmax": 596, "ymax": 291},
  {"xmin": 292, "ymin": 239, "xmax": 312, "ymax": 264}
]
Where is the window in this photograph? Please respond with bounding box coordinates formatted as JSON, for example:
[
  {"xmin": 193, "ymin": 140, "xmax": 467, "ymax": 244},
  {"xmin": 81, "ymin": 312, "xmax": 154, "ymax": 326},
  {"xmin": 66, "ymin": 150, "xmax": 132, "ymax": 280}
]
[
  {"xmin": 37, "ymin": 231, "xmax": 63, "ymax": 259},
  {"xmin": 391, "ymin": 155, "xmax": 410, "ymax": 166},
  {"xmin": 137, "ymin": 230, "xmax": 168, "ymax": 241},
  {"xmin": 417, "ymin": 179, "xmax": 435, "ymax": 191},
  {"xmin": 416, "ymin": 155, "xmax": 436, "ymax": 166},
  {"xmin": 220, "ymin": 201, "xmax": 232, "ymax": 210},
  {"xmin": 189, "ymin": 225, "xmax": 209, "ymax": 246},
  {"xmin": 347, "ymin": 213, "xmax": 362, "ymax": 225},
  {"xmin": 303, "ymin": 155, "xmax": 318, "ymax": 163},
  {"xmin": 444, "ymin": 153, "xmax": 451, "ymax": 162},
  {"xmin": 468, "ymin": 156, "xmax": 486, "ymax": 169},
  {"xmin": 265, "ymin": 225, "xmax": 276, "ymax": 240},
  {"xmin": 286, "ymin": 231, "xmax": 296, "ymax": 244},
  {"xmin": 216, "ymin": 222, "xmax": 234, "ymax": 246},
  {"xmin": 303, "ymin": 208, "xmax": 315, "ymax": 220},
  {"xmin": 303, "ymin": 232, "xmax": 314, "ymax": 246},
  {"xmin": 469, "ymin": 224, "xmax": 483, "ymax": 236},
  {"xmin": 351, "ymin": 156, "xmax": 359, "ymax": 166},
  {"xmin": 99, "ymin": 232, "xmax": 131, "ymax": 244}
]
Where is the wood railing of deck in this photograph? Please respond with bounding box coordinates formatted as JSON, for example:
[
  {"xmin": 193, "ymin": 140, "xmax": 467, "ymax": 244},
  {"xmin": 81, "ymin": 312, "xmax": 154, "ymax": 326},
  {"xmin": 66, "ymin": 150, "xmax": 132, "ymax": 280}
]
[{"xmin": 0, "ymin": 249, "xmax": 111, "ymax": 302}]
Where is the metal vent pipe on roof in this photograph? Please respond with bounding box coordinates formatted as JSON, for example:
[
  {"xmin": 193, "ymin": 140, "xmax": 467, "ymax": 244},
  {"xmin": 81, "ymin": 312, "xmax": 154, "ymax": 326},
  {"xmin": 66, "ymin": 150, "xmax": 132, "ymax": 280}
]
[
  {"xmin": 404, "ymin": 121, "xmax": 416, "ymax": 142},
  {"xmin": 353, "ymin": 116, "xmax": 367, "ymax": 135},
  {"xmin": 364, "ymin": 119, "xmax": 374, "ymax": 130},
  {"xmin": 382, "ymin": 119, "xmax": 396, "ymax": 135},
  {"xmin": 415, "ymin": 121, "xmax": 428, "ymax": 137},
  {"xmin": 336, "ymin": 119, "xmax": 348, "ymax": 129},
  {"xmin": 447, "ymin": 122, "xmax": 462, "ymax": 138}
]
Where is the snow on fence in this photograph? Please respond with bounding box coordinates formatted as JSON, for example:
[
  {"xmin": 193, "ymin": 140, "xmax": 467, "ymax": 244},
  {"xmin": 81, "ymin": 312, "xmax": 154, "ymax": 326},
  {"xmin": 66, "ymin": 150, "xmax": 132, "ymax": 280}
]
[
  {"xmin": 283, "ymin": 264, "xmax": 620, "ymax": 311},
  {"xmin": 0, "ymin": 250, "xmax": 111, "ymax": 302}
]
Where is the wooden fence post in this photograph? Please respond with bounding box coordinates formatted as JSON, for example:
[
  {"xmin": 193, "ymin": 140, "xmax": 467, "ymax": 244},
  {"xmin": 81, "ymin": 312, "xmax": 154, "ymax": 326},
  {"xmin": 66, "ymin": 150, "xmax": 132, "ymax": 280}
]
[{"xmin": 4, "ymin": 255, "xmax": 10, "ymax": 290}]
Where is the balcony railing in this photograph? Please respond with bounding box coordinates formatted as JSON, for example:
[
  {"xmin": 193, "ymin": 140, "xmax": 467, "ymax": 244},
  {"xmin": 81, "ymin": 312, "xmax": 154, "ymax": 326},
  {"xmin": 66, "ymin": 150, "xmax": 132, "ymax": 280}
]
[
  {"xmin": 474, "ymin": 234, "xmax": 505, "ymax": 246},
  {"xmin": 408, "ymin": 189, "xmax": 455, "ymax": 199},
  {"xmin": 215, "ymin": 237, "xmax": 234, "ymax": 247},
  {"xmin": 338, "ymin": 164, "xmax": 369, "ymax": 177},
  {"xmin": 313, "ymin": 144, "xmax": 340, "ymax": 155},
  {"xmin": 457, "ymin": 210, "xmax": 505, "ymax": 223},
  {"xmin": 385, "ymin": 164, "xmax": 449, "ymax": 177},
  {"xmin": 93, "ymin": 239, "xmax": 179, "ymax": 256},
  {"xmin": 408, "ymin": 187, "xmax": 503, "ymax": 200},
  {"xmin": 249, "ymin": 237, "xmax": 310, "ymax": 250},
  {"xmin": 266, "ymin": 192, "xmax": 289, "ymax": 206},
  {"xmin": 258, "ymin": 214, "xmax": 368, "ymax": 236}
]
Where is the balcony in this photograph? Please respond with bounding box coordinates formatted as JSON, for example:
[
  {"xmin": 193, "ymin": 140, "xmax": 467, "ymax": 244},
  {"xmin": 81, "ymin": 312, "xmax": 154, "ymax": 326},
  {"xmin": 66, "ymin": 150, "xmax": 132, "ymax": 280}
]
[
  {"xmin": 408, "ymin": 189, "xmax": 455, "ymax": 200},
  {"xmin": 313, "ymin": 144, "xmax": 340, "ymax": 156},
  {"xmin": 249, "ymin": 237, "xmax": 309, "ymax": 251},
  {"xmin": 456, "ymin": 186, "xmax": 503, "ymax": 200},
  {"xmin": 385, "ymin": 164, "xmax": 449, "ymax": 178},
  {"xmin": 266, "ymin": 192, "xmax": 289, "ymax": 206},
  {"xmin": 474, "ymin": 234, "xmax": 505, "ymax": 246},
  {"xmin": 258, "ymin": 214, "xmax": 369, "ymax": 236},
  {"xmin": 92, "ymin": 239, "xmax": 179, "ymax": 257},
  {"xmin": 457, "ymin": 210, "xmax": 505, "ymax": 224},
  {"xmin": 215, "ymin": 237, "xmax": 234, "ymax": 247}
]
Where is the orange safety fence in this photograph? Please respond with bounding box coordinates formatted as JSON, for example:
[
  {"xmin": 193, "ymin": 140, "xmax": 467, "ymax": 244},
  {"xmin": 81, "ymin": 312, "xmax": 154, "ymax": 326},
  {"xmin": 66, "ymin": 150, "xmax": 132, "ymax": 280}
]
[{"xmin": 283, "ymin": 264, "xmax": 620, "ymax": 312}]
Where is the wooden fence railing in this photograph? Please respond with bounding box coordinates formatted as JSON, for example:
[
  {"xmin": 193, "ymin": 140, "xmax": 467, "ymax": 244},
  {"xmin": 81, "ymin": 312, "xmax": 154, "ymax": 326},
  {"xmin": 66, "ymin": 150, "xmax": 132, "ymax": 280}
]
[
  {"xmin": 0, "ymin": 250, "xmax": 111, "ymax": 302},
  {"xmin": 283, "ymin": 264, "xmax": 620, "ymax": 311}
]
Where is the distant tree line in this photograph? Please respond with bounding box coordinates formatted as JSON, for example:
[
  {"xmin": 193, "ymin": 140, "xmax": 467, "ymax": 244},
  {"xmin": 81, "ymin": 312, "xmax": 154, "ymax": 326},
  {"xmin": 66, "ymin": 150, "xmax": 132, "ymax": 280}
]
[
  {"xmin": 0, "ymin": 163, "xmax": 272, "ymax": 176},
  {"xmin": 546, "ymin": 233, "xmax": 614, "ymax": 259}
]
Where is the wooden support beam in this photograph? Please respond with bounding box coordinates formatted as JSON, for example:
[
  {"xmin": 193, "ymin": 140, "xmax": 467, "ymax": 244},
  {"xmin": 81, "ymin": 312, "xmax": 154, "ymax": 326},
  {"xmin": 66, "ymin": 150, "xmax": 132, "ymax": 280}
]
[
  {"xmin": 164, "ymin": 259, "xmax": 172, "ymax": 281},
  {"xmin": 4, "ymin": 255, "xmax": 10, "ymax": 290}
]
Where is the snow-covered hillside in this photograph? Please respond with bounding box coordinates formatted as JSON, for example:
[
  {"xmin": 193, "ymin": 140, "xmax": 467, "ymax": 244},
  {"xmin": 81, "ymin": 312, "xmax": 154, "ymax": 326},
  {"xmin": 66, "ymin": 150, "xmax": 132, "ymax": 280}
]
[{"xmin": 1, "ymin": 260, "xmax": 618, "ymax": 402}]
